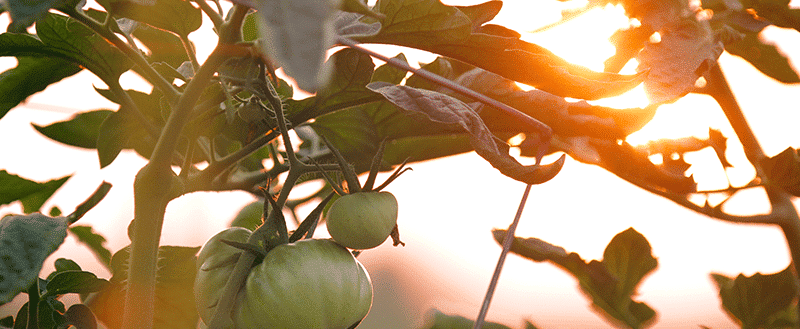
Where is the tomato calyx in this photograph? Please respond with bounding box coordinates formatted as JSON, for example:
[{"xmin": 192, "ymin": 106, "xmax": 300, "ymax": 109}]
[{"xmin": 314, "ymin": 138, "xmax": 410, "ymax": 249}]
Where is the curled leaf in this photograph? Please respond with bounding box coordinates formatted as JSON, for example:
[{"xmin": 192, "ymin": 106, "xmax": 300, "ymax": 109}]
[{"xmin": 367, "ymin": 82, "xmax": 564, "ymax": 184}]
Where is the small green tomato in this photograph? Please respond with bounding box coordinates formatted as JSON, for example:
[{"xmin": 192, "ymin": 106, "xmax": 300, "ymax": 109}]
[{"xmin": 326, "ymin": 191, "xmax": 398, "ymax": 250}]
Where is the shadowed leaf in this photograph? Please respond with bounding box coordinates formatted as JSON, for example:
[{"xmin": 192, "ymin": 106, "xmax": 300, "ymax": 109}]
[
  {"xmin": 33, "ymin": 110, "xmax": 113, "ymax": 149},
  {"xmin": 97, "ymin": 0, "xmax": 202, "ymax": 37},
  {"xmin": 0, "ymin": 214, "xmax": 68, "ymax": 304},
  {"xmin": 69, "ymin": 226, "xmax": 112, "ymax": 269},
  {"xmin": 760, "ymin": 147, "xmax": 800, "ymax": 196},
  {"xmin": 725, "ymin": 30, "xmax": 800, "ymax": 83},
  {"xmin": 711, "ymin": 266, "xmax": 799, "ymax": 329},
  {"xmin": 0, "ymin": 57, "xmax": 82, "ymax": 120},
  {"xmin": 368, "ymin": 82, "xmax": 564, "ymax": 184},
  {"xmin": 0, "ymin": 171, "xmax": 71, "ymax": 213}
]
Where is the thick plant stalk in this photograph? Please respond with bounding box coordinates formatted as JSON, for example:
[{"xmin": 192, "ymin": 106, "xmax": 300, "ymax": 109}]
[
  {"xmin": 705, "ymin": 64, "xmax": 800, "ymax": 323},
  {"xmin": 121, "ymin": 42, "xmax": 232, "ymax": 329}
]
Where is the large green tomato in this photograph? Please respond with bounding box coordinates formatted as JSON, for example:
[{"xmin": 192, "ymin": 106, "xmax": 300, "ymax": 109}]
[
  {"xmin": 326, "ymin": 191, "xmax": 398, "ymax": 250},
  {"xmin": 195, "ymin": 228, "xmax": 373, "ymax": 329}
]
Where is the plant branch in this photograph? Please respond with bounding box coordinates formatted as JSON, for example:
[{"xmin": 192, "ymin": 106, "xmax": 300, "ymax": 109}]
[
  {"xmin": 192, "ymin": 0, "xmax": 224, "ymax": 29},
  {"xmin": 705, "ymin": 64, "xmax": 800, "ymax": 321},
  {"xmin": 65, "ymin": 9, "xmax": 181, "ymax": 105}
]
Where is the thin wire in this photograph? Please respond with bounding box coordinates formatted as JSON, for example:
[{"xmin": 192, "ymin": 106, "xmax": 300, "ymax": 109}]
[{"xmin": 474, "ymin": 184, "xmax": 533, "ymax": 329}]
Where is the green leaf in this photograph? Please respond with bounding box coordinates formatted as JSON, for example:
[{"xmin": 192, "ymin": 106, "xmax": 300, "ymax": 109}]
[
  {"xmin": 372, "ymin": 0, "xmax": 472, "ymax": 45},
  {"xmin": 371, "ymin": 53, "xmax": 408, "ymax": 85},
  {"xmin": 493, "ymin": 228, "xmax": 658, "ymax": 329},
  {"xmin": 230, "ymin": 200, "xmax": 264, "ymax": 231},
  {"xmin": 37, "ymin": 297, "xmax": 67, "ymax": 329},
  {"xmin": 0, "ymin": 315, "xmax": 12, "ymax": 327},
  {"xmin": 36, "ymin": 13, "xmax": 131, "ymax": 80},
  {"xmin": 133, "ymin": 24, "xmax": 188, "ymax": 68},
  {"xmin": 44, "ymin": 271, "xmax": 107, "ymax": 297},
  {"xmin": 254, "ymin": 0, "xmax": 339, "ymax": 92},
  {"xmin": 68, "ymin": 226, "xmax": 112, "ymax": 269},
  {"xmin": 0, "ymin": 214, "xmax": 68, "ymax": 304},
  {"xmin": 711, "ymin": 266, "xmax": 799, "ymax": 329},
  {"xmin": 97, "ymin": 0, "xmax": 202, "ymax": 37},
  {"xmin": 367, "ymin": 83, "xmax": 565, "ymax": 185},
  {"xmin": 422, "ymin": 309, "xmax": 514, "ymax": 329},
  {"xmin": 53, "ymin": 258, "xmax": 82, "ymax": 275},
  {"xmin": 63, "ymin": 304, "xmax": 99, "ymax": 329},
  {"xmin": 95, "ymin": 104, "xmax": 157, "ymax": 168},
  {"xmin": 0, "ymin": 57, "xmax": 82, "ymax": 120},
  {"xmin": 725, "ymin": 30, "xmax": 800, "ymax": 83},
  {"xmin": 286, "ymin": 48, "xmax": 383, "ymax": 123},
  {"xmin": 455, "ymin": 0, "xmax": 504, "ymax": 32},
  {"xmin": 0, "ymin": 171, "xmax": 70, "ymax": 213},
  {"xmin": 87, "ymin": 245, "xmax": 201, "ymax": 329},
  {"xmin": 760, "ymin": 147, "xmax": 800, "ymax": 197},
  {"xmin": 405, "ymin": 57, "xmax": 455, "ymax": 90},
  {"xmin": 33, "ymin": 110, "xmax": 113, "ymax": 149}
]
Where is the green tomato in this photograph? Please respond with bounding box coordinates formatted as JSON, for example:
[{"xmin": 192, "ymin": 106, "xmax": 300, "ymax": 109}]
[
  {"xmin": 326, "ymin": 191, "xmax": 398, "ymax": 250},
  {"xmin": 195, "ymin": 228, "xmax": 373, "ymax": 329}
]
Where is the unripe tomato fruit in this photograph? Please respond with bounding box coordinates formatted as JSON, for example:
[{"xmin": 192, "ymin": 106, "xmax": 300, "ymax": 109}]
[
  {"xmin": 326, "ymin": 191, "xmax": 398, "ymax": 250},
  {"xmin": 194, "ymin": 228, "xmax": 373, "ymax": 328}
]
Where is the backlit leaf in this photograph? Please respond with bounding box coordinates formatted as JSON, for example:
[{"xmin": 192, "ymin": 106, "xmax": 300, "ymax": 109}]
[
  {"xmin": 760, "ymin": 147, "xmax": 800, "ymax": 196},
  {"xmin": 0, "ymin": 214, "xmax": 68, "ymax": 304},
  {"xmin": 0, "ymin": 57, "xmax": 81, "ymax": 120},
  {"xmin": 0, "ymin": 171, "xmax": 71, "ymax": 213},
  {"xmin": 637, "ymin": 18, "xmax": 728, "ymax": 103},
  {"xmin": 423, "ymin": 309, "xmax": 514, "ymax": 329},
  {"xmin": 69, "ymin": 226, "xmax": 112, "ymax": 269},
  {"xmin": 33, "ymin": 110, "xmax": 113, "ymax": 149},
  {"xmin": 725, "ymin": 30, "xmax": 800, "ymax": 83},
  {"xmin": 97, "ymin": 0, "xmax": 202, "ymax": 36}
]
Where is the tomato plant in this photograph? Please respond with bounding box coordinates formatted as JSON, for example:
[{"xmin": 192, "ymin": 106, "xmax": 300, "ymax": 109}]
[{"xmin": 195, "ymin": 228, "xmax": 372, "ymax": 328}]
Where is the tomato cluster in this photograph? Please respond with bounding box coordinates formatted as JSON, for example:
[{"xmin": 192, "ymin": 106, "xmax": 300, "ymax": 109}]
[{"xmin": 195, "ymin": 228, "xmax": 373, "ymax": 328}]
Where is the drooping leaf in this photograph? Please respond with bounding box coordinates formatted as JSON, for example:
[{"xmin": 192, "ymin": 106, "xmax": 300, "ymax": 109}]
[
  {"xmin": 0, "ymin": 214, "xmax": 68, "ymax": 304},
  {"xmin": 33, "ymin": 110, "xmax": 113, "ymax": 149},
  {"xmin": 422, "ymin": 309, "xmax": 515, "ymax": 329},
  {"xmin": 453, "ymin": 68, "xmax": 657, "ymax": 139},
  {"xmin": 368, "ymin": 83, "xmax": 564, "ymax": 185},
  {"xmin": 760, "ymin": 147, "xmax": 800, "ymax": 197},
  {"xmin": 97, "ymin": 0, "xmax": 202, "ymax": 37},
  {"xmin": 0, "ymin": 57, "xmax": 82, "ymax": 120},
  {"xmin": 0, "ymin": 171, "xmax": 70, "ymax": 213},
  {"xmin": 493, "ymin": 228, "xmax": 658, "ymax": 329},
  {"xmin": 44, "ymin": 271, "xmax": 107, "ymax": 297},
  {"xmin": 254, "ymin": 0, "xmax": 340, "ymax": 92},
  {"xmin": 711, "ymin": 266, "xmax": 799, "ymax": 329},
  {"xmin": 87, "ymin": 245, "xmax": 201, "ymax": 329},
  {"xmin": 724, "ymin": 30, "xmax": 800, "ymax": 83},
  {"xmin": 637, "ymin": 18, "xmax": 729, "ymax": 103},
  {"xmin": 69, "ymin": 226, "xmax": 112, "ymax": 269}
]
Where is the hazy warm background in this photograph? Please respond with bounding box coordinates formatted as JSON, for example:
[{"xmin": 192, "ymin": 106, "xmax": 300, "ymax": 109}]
[{"xmin": 1, "ymin": 0, "xmax": 800, "ymax": 328}]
